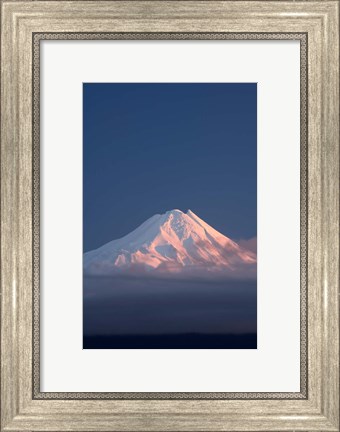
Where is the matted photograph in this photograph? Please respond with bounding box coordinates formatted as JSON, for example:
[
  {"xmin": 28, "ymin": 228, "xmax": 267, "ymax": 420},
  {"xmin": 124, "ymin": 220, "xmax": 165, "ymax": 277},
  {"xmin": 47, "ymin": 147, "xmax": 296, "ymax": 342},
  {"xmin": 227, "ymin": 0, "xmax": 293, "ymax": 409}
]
[{"xmin": 83, "ymin": 83, "xmax": 257, "ymax": 349}]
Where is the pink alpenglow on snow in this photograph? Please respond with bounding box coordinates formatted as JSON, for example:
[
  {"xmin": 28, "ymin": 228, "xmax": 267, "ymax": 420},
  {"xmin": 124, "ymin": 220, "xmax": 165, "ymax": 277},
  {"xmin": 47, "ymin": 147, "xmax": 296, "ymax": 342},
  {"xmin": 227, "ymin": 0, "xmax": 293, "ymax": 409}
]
[{"xmin": 83, "ymin": 209, "xmax": 257, "ymax": 278}]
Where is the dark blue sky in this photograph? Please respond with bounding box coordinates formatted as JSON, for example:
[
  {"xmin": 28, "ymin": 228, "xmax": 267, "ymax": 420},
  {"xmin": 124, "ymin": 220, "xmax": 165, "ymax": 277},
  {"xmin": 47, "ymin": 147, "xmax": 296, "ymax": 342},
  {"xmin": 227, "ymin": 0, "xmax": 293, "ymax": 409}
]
[{"xmin": 83, "ymin": 83, "xmax": 257, "ymax": 252}]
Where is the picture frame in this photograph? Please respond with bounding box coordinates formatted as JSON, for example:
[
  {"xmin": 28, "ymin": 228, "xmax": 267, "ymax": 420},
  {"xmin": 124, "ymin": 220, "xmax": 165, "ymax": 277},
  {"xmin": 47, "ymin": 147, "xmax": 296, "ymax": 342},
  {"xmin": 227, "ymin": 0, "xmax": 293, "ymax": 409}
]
[{"xmin": 1, "ymin": 1, "xmax": 339, "ymax": 431}]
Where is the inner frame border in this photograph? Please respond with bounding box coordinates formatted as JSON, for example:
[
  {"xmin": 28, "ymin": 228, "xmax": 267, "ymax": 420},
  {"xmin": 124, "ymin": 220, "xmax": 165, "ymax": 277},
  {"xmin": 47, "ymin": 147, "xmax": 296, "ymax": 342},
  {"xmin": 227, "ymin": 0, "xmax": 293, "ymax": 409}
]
[{"xmin": 32, "ymin": 32, "xmax": 308, "ymax": 400}]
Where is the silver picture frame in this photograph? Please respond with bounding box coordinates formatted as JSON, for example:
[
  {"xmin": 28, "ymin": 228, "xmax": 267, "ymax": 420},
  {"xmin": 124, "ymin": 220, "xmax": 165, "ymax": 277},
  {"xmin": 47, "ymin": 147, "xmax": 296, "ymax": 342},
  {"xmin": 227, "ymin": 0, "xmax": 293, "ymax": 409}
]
[{"xmin": 1, "ymin": 2, "xmax": 339, "ymax": 431}]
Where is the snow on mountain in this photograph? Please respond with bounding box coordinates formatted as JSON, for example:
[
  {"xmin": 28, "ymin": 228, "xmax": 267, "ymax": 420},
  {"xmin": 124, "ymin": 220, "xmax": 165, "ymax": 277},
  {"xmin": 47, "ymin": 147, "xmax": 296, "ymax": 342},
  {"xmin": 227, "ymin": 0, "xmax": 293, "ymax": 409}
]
[{"xmin": 83, "ymin": 209, "xmax": 256, "ymax": 278}]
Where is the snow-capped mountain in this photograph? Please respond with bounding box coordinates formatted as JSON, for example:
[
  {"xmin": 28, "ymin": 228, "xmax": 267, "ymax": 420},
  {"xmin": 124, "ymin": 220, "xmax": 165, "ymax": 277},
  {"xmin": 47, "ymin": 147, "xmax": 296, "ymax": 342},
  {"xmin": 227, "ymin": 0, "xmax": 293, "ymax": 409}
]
[{"xmin": 84, "ymin": 209, "xmax": 256, "ymax": 278}]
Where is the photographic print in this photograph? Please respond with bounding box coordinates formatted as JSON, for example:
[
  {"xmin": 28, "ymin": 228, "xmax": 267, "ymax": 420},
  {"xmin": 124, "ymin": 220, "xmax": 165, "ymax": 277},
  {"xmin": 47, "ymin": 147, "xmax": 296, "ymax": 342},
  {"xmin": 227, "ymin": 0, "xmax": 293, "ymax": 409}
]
[{"xmin": 83, "ymin": 83, "xmax": 257, "ymax": 349}]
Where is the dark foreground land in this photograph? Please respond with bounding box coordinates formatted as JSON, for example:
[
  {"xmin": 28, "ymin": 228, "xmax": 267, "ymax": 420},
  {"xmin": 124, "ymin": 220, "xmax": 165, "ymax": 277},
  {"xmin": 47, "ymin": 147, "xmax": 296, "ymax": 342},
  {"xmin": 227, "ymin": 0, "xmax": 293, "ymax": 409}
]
[{"xmin": 83, "ymin": 332, "xmax": 257, "ymax": 349}]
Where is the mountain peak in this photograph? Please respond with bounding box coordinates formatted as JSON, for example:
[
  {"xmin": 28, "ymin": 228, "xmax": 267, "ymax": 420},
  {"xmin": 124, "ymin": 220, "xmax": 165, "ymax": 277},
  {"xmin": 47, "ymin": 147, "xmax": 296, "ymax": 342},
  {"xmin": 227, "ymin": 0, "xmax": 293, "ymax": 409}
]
[
  {"xmin": 186, "ymin": 209, "xmax": 199, "ymax": 219},
  {"xmin": 84, "ymin": 210, "xmax": 256, "ymax": 278},
  {"xmin": 161, "ymin": 209, "xmax": 198, "ymax": 218},
  {"xmin": 165, "ymin": 209, "xmax": 183, "ymax": 215}
]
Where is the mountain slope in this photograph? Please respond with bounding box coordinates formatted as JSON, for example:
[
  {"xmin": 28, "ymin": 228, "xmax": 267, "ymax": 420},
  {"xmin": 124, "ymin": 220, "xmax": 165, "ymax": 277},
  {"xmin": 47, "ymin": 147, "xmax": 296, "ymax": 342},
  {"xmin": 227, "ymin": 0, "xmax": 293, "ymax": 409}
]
[{"xmin": 84, "ymin": 209, "xmax": 256, "ymax": 278}]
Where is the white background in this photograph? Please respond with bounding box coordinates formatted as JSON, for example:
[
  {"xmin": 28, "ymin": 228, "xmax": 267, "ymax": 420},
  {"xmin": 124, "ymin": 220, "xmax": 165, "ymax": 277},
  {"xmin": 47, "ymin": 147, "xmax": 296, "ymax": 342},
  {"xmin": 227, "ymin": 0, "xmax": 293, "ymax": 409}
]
[{"xmin": 41, "ymin": 40, "xmax": 300, "ymax": 392}]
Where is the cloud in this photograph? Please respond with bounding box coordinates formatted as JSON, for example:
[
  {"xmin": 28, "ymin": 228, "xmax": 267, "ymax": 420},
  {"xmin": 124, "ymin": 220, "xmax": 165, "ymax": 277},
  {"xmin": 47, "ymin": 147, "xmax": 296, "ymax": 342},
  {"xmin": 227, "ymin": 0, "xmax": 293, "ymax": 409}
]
[{"xmin": 238, "ymin": 237, "xmax": 257, "ymax": 254}]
